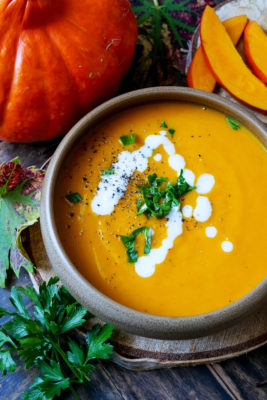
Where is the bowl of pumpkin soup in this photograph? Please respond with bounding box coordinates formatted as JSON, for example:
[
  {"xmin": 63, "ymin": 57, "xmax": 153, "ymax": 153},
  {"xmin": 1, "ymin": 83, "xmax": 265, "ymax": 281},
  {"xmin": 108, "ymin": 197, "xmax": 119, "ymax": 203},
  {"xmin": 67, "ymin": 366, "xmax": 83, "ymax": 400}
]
[{"xmin": 40, "ymin": 87, "xmax": 267, "ymax": 339}]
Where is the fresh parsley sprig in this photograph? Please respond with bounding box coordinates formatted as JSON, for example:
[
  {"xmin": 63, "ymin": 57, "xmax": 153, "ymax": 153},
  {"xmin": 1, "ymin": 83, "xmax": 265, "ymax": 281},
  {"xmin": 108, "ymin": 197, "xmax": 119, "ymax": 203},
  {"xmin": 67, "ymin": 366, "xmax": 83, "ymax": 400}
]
[
  {"xmin": 120, "ymin": 226, "xmax": 153, "ymax": 263},
  {"xmin": 137, "ymin": 170, "xmax": 195, "ymax": 219},
  {"xmin": 0, "ymin": 278, "xmax": 114, "ymax": 400}
]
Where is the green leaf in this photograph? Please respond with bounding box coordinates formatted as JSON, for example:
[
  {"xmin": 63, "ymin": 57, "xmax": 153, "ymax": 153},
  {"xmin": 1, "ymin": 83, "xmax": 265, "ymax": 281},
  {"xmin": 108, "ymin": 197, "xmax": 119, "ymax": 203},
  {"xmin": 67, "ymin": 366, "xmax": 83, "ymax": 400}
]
[
  {"xmin": 120, "ymin": 227, "xmax": 152, "ymax": 262},
  {"xmin": 0, "ymin": 331, "xmax": 16, "ymax": 349},
  {"xmin": 0, "ymin": 158, "xmax": 45, "ymax": 287},
  {"xmin": 161, "ymin": 121, "xmax": 168, "ymax": 128},
  {"xmin": 120, "ymin": 134, "xmax": 136, "ymax": 145},
  {"xmin": 0, "ymin": 308, "xmax": 15, "ymax": 318},
  {"xmin": 144, "ymin": 227, "xmax": 153, "ymax": 254},
  {"xmin": 10, "ymin": 287, "xmax": 30, "ymax": 319},
  {"xmin": 0, "ymin": 350, "xmax": 17, "ymax": 377},
  {"xmin": 125, "ymin": 0, "xmax": 204, "ymax": 89},
  {"xmin": 86, "ymin": 324, "xmax": 114, "ymax": 361},
  {"xmin": 66, "ymin": 192, "xmax": 82, "ymax": 203},
  {"xmin": 168, "ymin": 128, "xmax": 175, "ymax": 138},
  {"xmin": 176, "ymin": 169, "xmax": 195, "ymax": 197},
  {"xmin": 67, "ymin": 339, "xmax": 85, "ymax": 365},
  {"xmin": 4, "ymin": 315, "xmax": 31, "ymax": 339},
  {"xmin": 39, "ymin": 360, "xmax": 65, "ymax": 381},
  {"xmin": 60, "ymin": 306, "xmax": 88, "ymax": 334},
  {"xmin": 22, "ymin": 386, "xmax": 49, "ymax": 400},
  {"xmin": 137, "ymin": 171, "xmax": 195, "ymax": 220},
  {"xmin": 102, "ymin": 169, "xmax": 115, "ymax": 176},
  {"xmin": 0, "ymin": 278, "xmax": 113, "ymax": 399},
  {"xmin": 16, "ymin": 286, "xmax": 42, "ymax": 308},
  {"xmin": 226, "ymin": 117, "xmax": 241, "ymax": 130},
  {"xmin": 24, "ymin": 374, "xmax": 70, "ymax": 400}
]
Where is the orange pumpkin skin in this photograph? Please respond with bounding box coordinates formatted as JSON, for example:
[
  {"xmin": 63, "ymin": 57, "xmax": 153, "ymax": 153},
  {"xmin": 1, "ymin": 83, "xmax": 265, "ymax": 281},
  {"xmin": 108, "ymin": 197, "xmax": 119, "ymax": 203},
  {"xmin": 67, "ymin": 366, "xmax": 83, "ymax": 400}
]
[
  {"xmin": 0, "ymin": 0, "xmax": 137, "ymax": 142},
  {"xmin": 244, "ymin": 21, "xmax": 267, "ymax": 86}
]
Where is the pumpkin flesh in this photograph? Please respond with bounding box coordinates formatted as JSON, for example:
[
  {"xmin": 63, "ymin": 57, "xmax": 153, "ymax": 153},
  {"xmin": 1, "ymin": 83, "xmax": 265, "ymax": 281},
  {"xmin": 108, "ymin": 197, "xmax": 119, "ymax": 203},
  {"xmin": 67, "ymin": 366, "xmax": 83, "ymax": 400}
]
[
  {"xmin": 200, "ymin": 6, "xmax": 267, "ymax": 111},
  {"xmin": 187, "ymin": 15, "xmax": 247, "ymax": 92}
]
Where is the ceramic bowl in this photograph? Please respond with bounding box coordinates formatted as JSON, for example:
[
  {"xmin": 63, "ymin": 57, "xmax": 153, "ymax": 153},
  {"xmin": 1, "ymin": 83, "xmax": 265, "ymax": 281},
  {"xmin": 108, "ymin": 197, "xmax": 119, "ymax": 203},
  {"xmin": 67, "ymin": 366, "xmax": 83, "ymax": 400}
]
[{"xmin": 40, "ymin": 87, "xmax": 267, "ymax": 340}]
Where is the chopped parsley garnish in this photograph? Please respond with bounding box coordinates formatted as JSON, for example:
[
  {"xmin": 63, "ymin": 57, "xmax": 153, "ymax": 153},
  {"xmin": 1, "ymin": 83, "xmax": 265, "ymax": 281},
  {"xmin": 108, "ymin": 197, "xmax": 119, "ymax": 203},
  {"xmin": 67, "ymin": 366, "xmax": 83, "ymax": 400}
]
[
  {"xmin": 168, "ymin": 128, "xmax": 175, "ymax": 138},
  {"xmin": 120, "ymin": 226, "xmax": 152, "ymax": 263},
  {"xmin": 137, "ymin": 170, "xmax": 195, "ymax": 219},
  {"xmin": 66, "ymin": 192, "xmax": 82, "ymax": 203},
  {"xmin": 161, "ymin": 121, "xmax": 168, "ymax": 128},
  {"xmin": 226, "ymin": 117, "xmax": 241, "ymax": 130},
  {"xmin": 102, "ymin": 169, "xmax": 115, "ymax": 175},
  {"xmin": 120, "ymin": 134, "xmax": 136, "ymax": 145}
]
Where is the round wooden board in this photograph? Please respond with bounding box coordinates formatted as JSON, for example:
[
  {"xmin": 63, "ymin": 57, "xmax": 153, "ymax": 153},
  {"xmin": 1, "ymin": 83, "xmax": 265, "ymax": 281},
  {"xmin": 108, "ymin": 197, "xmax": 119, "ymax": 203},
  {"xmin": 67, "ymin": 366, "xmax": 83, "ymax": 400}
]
[
  {"xmin": 25, "ymin": 222, "xmax": 267, "ymax": 371},
  {"xmin": 186, "ymin": 0, "xmax": 267, "ymax": 125}
]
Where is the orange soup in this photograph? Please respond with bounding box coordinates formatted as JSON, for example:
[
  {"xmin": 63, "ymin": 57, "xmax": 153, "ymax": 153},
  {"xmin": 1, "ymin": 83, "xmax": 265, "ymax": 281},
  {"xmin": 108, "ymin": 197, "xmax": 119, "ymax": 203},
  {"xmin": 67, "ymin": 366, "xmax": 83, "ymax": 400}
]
[{"xmin": 54, "ymin": 102, "xmax": 267, "ymax": 317}]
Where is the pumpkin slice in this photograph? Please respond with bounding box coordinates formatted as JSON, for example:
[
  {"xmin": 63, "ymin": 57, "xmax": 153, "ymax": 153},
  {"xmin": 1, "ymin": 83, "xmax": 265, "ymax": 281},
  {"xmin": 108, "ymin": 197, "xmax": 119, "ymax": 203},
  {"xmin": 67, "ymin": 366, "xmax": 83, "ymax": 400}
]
[
  {"xmin": 244, "ymin": 21, "xmax": 267, "ymax": 85},
  {"xmin": 200, "ymin": 6, "xmax": 267, "ymax": 111},
  {"xmin": 187, "ymin": 15, "xmax": 247, "ymax": 92}
]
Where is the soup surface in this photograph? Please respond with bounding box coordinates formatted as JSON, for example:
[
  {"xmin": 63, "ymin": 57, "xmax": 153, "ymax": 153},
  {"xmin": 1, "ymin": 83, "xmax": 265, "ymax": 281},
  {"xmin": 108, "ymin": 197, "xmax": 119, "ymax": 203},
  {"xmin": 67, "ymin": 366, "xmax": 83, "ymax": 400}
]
[{"xmin": 55, "ymin": 102, "xmax": 267, "ymax": 317}]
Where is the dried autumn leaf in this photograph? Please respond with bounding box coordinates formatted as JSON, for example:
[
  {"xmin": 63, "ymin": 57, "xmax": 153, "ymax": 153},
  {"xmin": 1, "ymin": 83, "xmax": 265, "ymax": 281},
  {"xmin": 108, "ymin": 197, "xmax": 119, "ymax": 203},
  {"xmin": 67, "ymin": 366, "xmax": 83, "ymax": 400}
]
[{"xmin": 0, "ymin": 157, "xmax": 45, "ymax": 287}]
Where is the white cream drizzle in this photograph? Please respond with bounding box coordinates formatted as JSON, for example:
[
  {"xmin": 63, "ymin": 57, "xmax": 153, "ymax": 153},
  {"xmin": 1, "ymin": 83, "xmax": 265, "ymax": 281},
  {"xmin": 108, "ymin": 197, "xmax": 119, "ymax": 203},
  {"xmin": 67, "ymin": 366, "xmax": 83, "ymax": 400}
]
[
  {"xmin": 154, "ymin": 153, "xmax": 162, "ymax": 162},
  {"xmin": 90, "ymin": 130, "xmax": 235, "ymax": 277},
  {"xmin": 182, "ymin": 205, "xmax": 193, "ymax": 218},
  {"xmin": 205, "ymin": 226, "xmax": 217, "ymax": 238},
  {"xmin": 92, "ymin": 134, "xmax": 178, "ymax": 215},
  {"xmin": 183, "ymin": 169, "xmax": 195, "ymax": 186},
  {"xmin": 221, "ymin": 240, "xmax": 233, "ymax": 253},
  {"xmin": 196, "ymin": 174, "xmax": 215, "ymax": 194},
  {"xmin": 135, "ymin": 207, "xmax": 183, "ymax": 278},
  {"xmin": 193, "ymin": 196, "xmax": 212, "ymax": 222}
]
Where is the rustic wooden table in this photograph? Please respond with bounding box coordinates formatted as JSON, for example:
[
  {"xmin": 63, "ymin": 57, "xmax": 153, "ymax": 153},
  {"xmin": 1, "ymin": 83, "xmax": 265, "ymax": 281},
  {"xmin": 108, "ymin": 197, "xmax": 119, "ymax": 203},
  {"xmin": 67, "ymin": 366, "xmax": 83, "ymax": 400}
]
[{"xmin": 1, "ymin": 139, "xmax": 267, "ymax": 400}]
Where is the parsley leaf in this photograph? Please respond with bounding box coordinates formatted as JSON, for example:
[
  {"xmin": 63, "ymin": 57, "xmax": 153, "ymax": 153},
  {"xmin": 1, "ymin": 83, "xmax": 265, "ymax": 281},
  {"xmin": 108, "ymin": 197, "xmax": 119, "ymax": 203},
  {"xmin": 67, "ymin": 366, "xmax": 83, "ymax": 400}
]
[
  {"xmin": 120, "ymin": 226, "xmax": 152, "ymax": 262},
  {"xmin": 168, "ymin": 128, "xmax": 175, "ymax": 138},
  {"xmin": 226, "ymin": 117, "xmax": 241, "ymax": 130},
  {"xmin": 66, "ymin": 192, "xmax": 82, "ymax": 203},
  {"xmin": 137, "ymin": 170, "xmax": 195, "ymax": 219},
  {"xmin": 161, "ymin": 121, "xmax": 168, "ymax": 128},
  {"xmin": 86, "ymin": 324, "xmax": 114, "ymax": 360},
  {"xmin": 0, "ymin": 350, "xmax": 17, "ymax": 377},
  {"xmin": 102, "ymin": 169, "xmax": 115, "ymax": 175},
  {"xmin": 0, "ymin": 278, "xmax": 114, "ymax": 399},
  {"xmin": 120, "ymin": 134, "xmax": 136, "ymax": 145}
]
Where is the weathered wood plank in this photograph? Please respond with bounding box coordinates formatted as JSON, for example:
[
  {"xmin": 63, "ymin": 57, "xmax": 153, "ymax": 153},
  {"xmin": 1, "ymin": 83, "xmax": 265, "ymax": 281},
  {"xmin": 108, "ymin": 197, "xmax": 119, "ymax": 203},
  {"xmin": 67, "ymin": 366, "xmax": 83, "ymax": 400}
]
[
  {"xmin": 0, "ymin": 138, "xmax": 60, "ymax": 168},
  {"xmin": 97, "ymin": 360, "xmax": 232, "ymax": 400},
  {"xmin": 218, "ymin": 347, "xmax": 267, "ymax": 400}
]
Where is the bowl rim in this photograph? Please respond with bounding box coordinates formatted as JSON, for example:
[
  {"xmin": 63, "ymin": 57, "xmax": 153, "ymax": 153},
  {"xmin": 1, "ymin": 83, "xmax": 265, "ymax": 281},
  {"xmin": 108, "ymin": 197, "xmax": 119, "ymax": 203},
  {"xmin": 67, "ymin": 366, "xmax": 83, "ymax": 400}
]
[{"xmin": 40, "ymin": 86, "xmax": 267, "ymax": 340}]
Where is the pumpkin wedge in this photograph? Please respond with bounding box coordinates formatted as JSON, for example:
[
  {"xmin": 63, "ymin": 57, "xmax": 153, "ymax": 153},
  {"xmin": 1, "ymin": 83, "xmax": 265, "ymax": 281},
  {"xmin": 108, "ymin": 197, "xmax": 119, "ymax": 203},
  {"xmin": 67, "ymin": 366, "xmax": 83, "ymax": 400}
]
[
  {"xmin": 201, "ymin": 6, "xmax": 267, "ymax": 111},
  {"xmin": 244, "ymin": 21, "xmax": 267, "ymax": 85},
  {"xmin": 187, "ymin": 15, "xmax": 247, "ymax": 92}
]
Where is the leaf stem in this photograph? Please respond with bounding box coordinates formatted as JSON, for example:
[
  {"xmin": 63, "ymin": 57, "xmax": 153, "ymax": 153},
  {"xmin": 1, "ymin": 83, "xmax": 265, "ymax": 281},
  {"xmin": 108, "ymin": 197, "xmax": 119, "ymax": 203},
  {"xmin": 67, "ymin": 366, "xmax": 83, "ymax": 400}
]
[
  {"xmin": 153, "ymin": 0, "xmax": 159, "ymax": 8},
  {"xmin": 51, "ymin": 340, "xmax": 81, "ymax": 382},
  {"xmin": 69, "ymin": 384, "xmax": 81, "ymax": 400}
]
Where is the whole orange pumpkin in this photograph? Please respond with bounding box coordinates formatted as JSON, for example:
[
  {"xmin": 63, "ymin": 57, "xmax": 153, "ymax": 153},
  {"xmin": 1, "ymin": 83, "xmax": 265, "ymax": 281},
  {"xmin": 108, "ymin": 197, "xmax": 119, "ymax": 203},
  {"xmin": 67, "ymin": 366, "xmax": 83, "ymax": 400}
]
[{"xmin": 0, "ymin": 0, "xmax": 137, "ymax": 142}]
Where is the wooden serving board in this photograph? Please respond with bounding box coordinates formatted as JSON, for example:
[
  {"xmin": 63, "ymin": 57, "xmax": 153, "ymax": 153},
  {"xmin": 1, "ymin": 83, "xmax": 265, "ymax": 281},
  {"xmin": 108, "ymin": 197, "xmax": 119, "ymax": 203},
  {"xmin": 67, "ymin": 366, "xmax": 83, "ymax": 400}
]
[
  {"xmin": 25, "ymin": 222, "xmax": 267, "ymax": 371},
  {"xmin": 186, "ymin": 0, "xmax": 267, "ymax": 125}
]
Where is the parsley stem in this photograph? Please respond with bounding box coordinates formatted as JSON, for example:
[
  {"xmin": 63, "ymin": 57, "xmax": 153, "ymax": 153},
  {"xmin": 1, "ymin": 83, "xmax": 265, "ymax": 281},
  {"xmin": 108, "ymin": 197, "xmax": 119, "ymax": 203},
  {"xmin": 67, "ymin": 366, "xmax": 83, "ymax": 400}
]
[
  {"xmin": 51, "ymin": 340, "xmax": 82, "ymax": 381},
  {"xmin": 153, "ymin": 0, "xmax": 159, "ymax": 7},
  {"xmin": 69, "ymin": 384, "xmax": 81, "ymax": 400}
]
